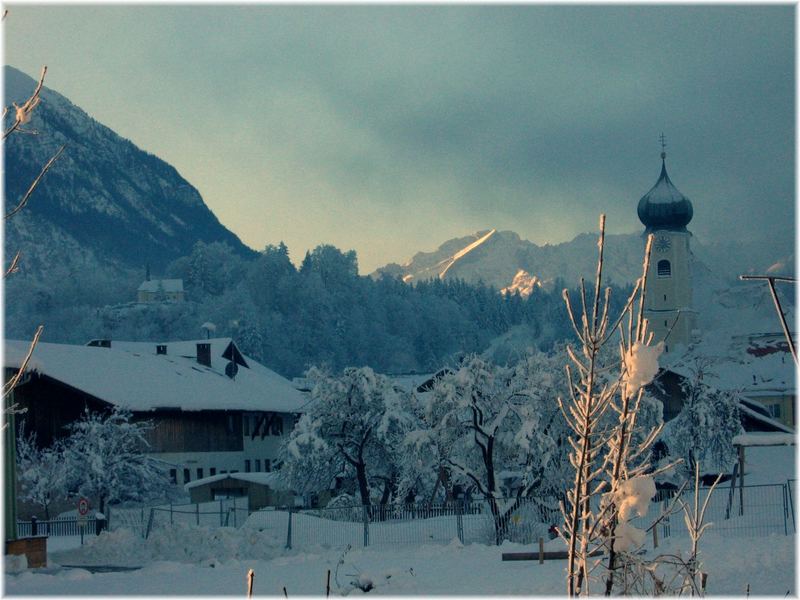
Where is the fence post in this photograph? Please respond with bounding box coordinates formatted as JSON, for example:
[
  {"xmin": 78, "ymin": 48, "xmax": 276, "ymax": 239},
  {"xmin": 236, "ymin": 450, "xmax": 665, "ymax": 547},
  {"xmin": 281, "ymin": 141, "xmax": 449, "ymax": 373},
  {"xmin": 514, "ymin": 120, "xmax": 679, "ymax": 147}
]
[
  {"xmin": 787, "ymin": 480, "xmax": 796, "ymax": 533},
  {"xmin": 456, "ymin": 501, "xmax": 464, "ymax": 544},
  {"xmin": 362, "ymin": 505, "xmax": 370, "ymax": 548},
  {"xmin": 170, "ymin": 503, "xmax": 173, "ymax": 525},
  {"xmin": 285, "ymin": 507, "xmax": 293, "ymax": 550},
  {"xmin": 196, "ymin": 503, "xmax": 200, "ymax": 526},
  {"xmin": 30, "ymin": 516, "xmax": 37, "ymax": 536},
  {"xmin": 220, "ymin": 499, "xmax": 224, "ymax": 527},
  {"xmin": 782, "ymin": 484, "xmax": 789, "ymax": 536},
  {"xmin": 234, "ymin": 497, "xmax": 238, "ymax": 528},
  {"xmin": 145, "ymin": 508, "xmax": 155, "ymax": 539}
]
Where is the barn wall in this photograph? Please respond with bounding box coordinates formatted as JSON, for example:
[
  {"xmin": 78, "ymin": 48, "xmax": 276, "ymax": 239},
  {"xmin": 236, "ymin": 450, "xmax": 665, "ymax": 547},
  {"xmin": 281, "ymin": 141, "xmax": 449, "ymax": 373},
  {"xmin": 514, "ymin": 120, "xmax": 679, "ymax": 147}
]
[
  {"xmin": 143, "ymin": 412, "xmax": 242, "ymax": 453},
  {"xmin": 8, "ymin": 372, "xmax": 110, "ymax": 447}
]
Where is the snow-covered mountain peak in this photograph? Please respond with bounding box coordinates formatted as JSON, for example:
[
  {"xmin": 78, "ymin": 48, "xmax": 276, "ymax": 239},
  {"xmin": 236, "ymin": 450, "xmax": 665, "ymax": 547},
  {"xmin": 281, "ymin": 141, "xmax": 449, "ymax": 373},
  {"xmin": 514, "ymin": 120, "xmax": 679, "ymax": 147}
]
[{"xmin": 500, "ymin": 269, "xmax": 540, "ymax": 298}]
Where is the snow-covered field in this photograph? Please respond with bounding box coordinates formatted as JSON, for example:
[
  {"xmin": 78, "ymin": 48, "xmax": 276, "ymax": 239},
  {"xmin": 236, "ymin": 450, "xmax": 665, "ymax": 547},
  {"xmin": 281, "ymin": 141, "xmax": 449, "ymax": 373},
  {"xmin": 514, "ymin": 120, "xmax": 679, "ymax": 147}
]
[
  {"xmin": 3, "ymin": 524, "xmax": 796, "ymax": 596},
  {"xmin": 6, "ymin": 445, "xmax": 795, "ymax": 595}
]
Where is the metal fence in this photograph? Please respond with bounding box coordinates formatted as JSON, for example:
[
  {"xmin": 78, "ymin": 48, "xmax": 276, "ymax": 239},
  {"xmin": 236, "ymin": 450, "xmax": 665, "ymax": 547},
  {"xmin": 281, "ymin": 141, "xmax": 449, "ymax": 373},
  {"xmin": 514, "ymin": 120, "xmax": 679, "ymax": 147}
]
[
  {"xmin": 632, "ymin": 482, "xmax": 792, "ymax": 541},
  {"xmin": 17, "ymin": 482, "xmax": 794, "ymax": 550},
  {"xmin": 246, "ymin": 496, "xmax": 563, "ymax": 550},
  {"xmin": 16, "ymin": 517, "xmax": 98, "ymax": 537}
]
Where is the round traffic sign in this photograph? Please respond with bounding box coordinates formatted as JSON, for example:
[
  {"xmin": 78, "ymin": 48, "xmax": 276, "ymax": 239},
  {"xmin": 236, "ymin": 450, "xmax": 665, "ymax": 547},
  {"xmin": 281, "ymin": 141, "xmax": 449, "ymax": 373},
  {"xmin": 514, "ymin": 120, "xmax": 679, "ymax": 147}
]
[{"xmin": 78, "ymin": 498, "xmax": 89, "ymax": 516}]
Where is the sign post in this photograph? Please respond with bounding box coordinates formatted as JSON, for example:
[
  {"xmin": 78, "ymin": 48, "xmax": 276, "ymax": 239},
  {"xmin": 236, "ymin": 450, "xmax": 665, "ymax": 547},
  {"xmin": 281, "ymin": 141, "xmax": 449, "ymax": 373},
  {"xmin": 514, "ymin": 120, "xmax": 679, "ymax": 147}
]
[{"xmin": 77, "ymin": 498, "xmax": 89, "ymax": 545}]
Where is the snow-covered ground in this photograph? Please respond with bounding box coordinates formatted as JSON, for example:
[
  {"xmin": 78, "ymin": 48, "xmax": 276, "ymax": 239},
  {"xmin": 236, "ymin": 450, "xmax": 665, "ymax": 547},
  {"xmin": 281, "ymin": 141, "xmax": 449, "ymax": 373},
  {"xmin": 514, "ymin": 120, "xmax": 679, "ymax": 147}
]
[
  {"xmin": 5, "ymin": 446, "xmax": 795, "ymax": 595},
  {"xmin": 4, "ymin": 529, "xmax": 795, "ymax": 596}
]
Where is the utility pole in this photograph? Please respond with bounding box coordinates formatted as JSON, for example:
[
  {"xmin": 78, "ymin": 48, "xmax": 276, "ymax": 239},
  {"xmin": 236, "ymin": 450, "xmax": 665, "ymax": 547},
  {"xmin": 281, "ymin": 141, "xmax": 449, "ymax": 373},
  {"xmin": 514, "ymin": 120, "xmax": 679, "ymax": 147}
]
[{"xmin": 739, "ymin": 275, "xmax": 797, "ymax": 365}]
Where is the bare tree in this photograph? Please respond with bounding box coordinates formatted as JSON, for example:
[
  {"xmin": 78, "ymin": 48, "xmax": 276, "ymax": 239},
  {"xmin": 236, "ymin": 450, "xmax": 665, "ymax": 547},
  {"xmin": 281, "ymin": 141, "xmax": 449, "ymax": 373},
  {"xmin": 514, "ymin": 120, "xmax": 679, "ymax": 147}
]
[{"xmin": 558, "ymin": 215, "xmax": 666, "ymax": 596}]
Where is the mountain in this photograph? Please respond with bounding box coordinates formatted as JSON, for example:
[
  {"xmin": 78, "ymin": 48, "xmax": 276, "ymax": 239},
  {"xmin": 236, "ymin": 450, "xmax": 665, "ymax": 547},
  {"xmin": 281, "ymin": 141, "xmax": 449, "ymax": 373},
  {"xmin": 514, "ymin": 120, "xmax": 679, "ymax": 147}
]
[
  {"xmin": 4, "ymin": 65, "xmax": 255, "ymax": 277},
  {"xmin": 373, "ymin": 229, "xmax": 647, "ymax": 292},
  {"xmin": 373, "ymin": 229, "xmax": 794, "ymax": 295}
]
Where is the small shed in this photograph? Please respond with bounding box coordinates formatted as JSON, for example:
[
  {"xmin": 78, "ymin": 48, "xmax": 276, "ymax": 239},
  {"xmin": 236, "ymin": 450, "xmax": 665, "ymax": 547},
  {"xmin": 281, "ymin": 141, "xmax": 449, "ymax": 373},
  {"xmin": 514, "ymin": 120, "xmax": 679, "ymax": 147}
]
[{"xmin": 185, "ymin": 472, "xmax": 294, "ymax": 510}]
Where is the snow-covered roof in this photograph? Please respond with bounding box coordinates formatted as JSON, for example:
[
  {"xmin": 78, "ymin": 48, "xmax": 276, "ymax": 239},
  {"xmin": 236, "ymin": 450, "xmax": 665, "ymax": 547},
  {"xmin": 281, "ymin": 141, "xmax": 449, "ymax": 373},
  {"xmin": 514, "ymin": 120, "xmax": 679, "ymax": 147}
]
[
  {"xmin": 137, "ymin": 279, "xmax": 184, "ymax": 293},
  {"xmin": 5, "ymin": 338, "xmax": 307, "ymax": 413},
  {"xmin": 736, "ymin": 401, "xmax": 794, "ymax": 433},
  {"xmin": 665, "ymin": 334, "xmax": 795, "ymax": 398},
  {"xmin": 184, "ymin": 471, "xmax": 284, "ymax": 490},
  {"xmin": 733, "ymin": 432, "xmax": 796, "ymax": 447}
]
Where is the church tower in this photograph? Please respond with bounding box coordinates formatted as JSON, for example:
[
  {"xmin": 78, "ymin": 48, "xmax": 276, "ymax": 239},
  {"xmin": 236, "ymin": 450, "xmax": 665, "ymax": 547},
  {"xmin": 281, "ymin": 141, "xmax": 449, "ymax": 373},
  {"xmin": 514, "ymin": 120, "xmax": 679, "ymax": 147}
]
[{"xmin": 637, "ymin": 141, "xmax": 696, "ymax": 352}]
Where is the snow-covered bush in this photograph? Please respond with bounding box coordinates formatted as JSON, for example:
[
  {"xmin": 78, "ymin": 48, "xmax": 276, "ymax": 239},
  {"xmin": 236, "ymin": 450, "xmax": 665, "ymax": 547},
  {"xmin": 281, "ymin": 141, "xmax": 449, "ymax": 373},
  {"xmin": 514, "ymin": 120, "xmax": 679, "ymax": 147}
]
[{"xmin": 16, "ymin": 425, "xmax": 67, "ymax": 520}]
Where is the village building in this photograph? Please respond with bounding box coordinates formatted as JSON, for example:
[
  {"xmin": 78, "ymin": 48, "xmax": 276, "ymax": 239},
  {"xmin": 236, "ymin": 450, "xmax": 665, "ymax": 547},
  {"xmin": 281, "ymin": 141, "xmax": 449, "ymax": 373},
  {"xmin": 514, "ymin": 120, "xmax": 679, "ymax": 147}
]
[
  {"xmin": 185, "ymin": 472, "xmax": 295, "ymax": 510},
  {"xmin": 136, "ymin": 278, "xmax": 185, "ymax": 303},
  {"xmin": 637, "ymin": 146, "xmax": 795, "ymax": 429},
  {"xmin": 4, "ymin": 338, "xmax": 307, "ymax": 487}
]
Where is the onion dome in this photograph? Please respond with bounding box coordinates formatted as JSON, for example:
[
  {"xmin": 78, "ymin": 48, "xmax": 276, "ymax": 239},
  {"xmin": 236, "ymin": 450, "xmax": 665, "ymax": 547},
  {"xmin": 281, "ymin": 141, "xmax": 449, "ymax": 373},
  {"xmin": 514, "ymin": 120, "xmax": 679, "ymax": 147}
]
[{"xmin": 637, "ymin": 153, "xmax": 693, "ymax": 232}]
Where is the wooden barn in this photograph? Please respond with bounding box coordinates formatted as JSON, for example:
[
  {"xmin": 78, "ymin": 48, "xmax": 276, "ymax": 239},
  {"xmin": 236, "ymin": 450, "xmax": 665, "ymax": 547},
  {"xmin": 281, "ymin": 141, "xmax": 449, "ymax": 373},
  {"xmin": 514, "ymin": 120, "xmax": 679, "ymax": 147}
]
[{"xmin": 5, "ymin": 338, "xmax": 307, "ymax": 487}]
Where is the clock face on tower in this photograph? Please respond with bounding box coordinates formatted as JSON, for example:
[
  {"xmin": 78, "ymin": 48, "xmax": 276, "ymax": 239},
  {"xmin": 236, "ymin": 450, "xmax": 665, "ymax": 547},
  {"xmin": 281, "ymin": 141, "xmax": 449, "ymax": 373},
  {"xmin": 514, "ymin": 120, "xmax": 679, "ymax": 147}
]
[{"xmin": 654, "ymin": 235, "xmax": 672, "ymax": 253}]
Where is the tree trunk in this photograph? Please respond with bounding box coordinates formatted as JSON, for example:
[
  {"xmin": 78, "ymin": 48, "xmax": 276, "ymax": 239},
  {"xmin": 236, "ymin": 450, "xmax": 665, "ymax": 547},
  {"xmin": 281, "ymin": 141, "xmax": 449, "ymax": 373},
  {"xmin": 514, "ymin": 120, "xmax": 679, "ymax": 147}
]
[{"xmin": 355, "ymin": 462, "xmax": 370, "ymax": 508}]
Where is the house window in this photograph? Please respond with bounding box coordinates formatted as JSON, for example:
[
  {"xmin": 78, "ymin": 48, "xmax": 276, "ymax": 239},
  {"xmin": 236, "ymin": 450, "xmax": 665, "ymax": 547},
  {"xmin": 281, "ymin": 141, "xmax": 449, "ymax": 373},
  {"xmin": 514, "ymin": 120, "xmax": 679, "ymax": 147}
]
[
  {"xmin": 245, "ymin": 460, "xmax": 251, "ymax": 473},
  {"xmin": 210, "ymin": 468, "xmax": 216, "ymax": 476},
  {"xmin": 183, "ymin": 468, "xmax": 191, "ymax": 483},
  {"xmin": 271, "ymin": 417, "xmax": 283, "ymax": 436},
  {"xmin": 657, "ymin": 260, "xmax": 671, "ymax": 278},
  {"xmin": 243, "ymin": 415, "xmax": 250, "ymax": 436},
  {"xmin": 169, "ymin": 469, "xmax": 177, "ymax": 484},
  {"xmin": 265, "ymin": 459, "xmax": 271, "ymax": 472},
  {"xmin": 663, "ymin": 294, "xmax": 667, "ymax": 302},
  {"xmin": 769, "ymin": 404, "xmax": 782, "ymax": 419},
  {"xmin": 255, "ymin": 459, "xmax": 261, "ymax": 472},
  {"xmin": 197, "ymin": 468, "xmax": 204, "ymax": 480},
  {"xmin": 664, "ymin": 320, "xmax": 668, "ymax": 327}
]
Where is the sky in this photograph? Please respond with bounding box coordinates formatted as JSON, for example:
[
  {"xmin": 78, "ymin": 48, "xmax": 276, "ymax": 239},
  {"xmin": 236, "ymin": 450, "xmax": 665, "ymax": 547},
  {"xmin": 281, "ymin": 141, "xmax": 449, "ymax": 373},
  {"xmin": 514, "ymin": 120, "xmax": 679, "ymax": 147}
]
[{"xmin": 3, "ymin": 5, "xmax": 795, "ymax": 274}]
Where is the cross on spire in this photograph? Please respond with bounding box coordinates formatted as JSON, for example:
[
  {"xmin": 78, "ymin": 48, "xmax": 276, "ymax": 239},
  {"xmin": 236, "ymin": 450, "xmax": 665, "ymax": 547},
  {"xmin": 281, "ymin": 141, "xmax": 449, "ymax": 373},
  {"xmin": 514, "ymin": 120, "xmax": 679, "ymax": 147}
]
[{"xmin": 659, "ymin": 132, "xmax": 667, "ymax": 160}]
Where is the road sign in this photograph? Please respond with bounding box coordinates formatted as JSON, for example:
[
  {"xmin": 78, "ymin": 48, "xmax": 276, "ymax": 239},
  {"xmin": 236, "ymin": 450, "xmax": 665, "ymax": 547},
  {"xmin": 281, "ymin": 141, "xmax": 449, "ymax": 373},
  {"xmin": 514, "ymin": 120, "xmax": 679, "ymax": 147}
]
[
  {"xmin": 78, "ymin": 498, "xmax": 89, "ymax": 516},
  {"xmin": 77, "ymin": 515, "xmax": 88, "ymax": 528}
]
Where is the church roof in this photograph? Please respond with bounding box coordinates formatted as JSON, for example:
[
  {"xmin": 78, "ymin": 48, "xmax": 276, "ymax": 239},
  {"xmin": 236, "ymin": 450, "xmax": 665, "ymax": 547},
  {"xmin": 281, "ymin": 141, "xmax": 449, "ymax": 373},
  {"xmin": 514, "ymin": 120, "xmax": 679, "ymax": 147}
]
[
  {"xmin": 137, "ymin": 279, "xmax": 184, "ymax": 293},
  {"xmin": 637, "ymin": 156, "xmax": 693, "ymax": 232}
]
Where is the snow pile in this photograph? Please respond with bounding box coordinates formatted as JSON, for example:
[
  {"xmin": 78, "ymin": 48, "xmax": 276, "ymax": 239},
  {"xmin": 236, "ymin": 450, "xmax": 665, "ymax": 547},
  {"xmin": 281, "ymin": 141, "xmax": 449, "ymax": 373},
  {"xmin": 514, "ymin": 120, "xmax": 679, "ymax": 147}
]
[
  {"xmin": 613, "ymin": 521, "xmax": 647, "ymax": 553},
  {"xmin": 5, "ymin": 553, "xmax": 28, "ymax": 573},
  {"xmin": 72, "ymin": 523, "xmax": 286, "ymax": 566},
  {"xmin": 605, "ymin": 475, "xmax": 656, "ymax": 553},
  {"xmin": 623, "ymin": 342, "xmax": 663, "ymax": 392},
  {"xmin": 613, "ymin": 475, "xmax": 656, "ymax": 520}
]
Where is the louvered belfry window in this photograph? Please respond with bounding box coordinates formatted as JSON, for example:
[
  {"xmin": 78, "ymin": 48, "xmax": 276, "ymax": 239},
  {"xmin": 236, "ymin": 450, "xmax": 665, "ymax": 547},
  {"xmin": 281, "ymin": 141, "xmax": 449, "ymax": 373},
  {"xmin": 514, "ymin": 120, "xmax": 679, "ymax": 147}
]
[{"xmin": 657, "ymin": 259, "xmax": 671, "ymax": 278}]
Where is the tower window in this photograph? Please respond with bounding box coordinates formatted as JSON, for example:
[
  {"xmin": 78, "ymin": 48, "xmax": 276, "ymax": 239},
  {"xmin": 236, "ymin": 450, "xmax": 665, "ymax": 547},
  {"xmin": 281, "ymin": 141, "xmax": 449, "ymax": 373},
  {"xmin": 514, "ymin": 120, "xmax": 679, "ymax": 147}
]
[
  {"xmin": 657, "ymin": 260, "xmax": 671, "ymax": 278},
  {"xmin": 663, "ymin": 294, "xmax": 667, "ymax": 302}
]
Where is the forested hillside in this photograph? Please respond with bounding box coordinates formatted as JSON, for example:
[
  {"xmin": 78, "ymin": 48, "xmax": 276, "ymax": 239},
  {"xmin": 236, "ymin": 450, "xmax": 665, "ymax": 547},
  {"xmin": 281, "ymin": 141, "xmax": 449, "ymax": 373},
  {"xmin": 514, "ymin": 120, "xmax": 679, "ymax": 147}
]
[{"xmin": 6, "ymin": 240, "xmax": 632, "ymax": 377}]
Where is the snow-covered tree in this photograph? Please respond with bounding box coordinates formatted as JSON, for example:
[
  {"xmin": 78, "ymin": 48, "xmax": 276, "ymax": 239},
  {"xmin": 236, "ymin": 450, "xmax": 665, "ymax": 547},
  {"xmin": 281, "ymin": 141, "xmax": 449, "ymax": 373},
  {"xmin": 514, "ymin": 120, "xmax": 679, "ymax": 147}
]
[
  {"xmin": 16, "ymin": 426, "xmax": 67, "ymax": 521},
  {"xmin": 62, "ymin": 408, "xmax": 169, "ymax": 513},
  {"xmin": 406, "ymin": 353, "xmax": 569, "ymax": 543},
  {"xmin": 660, "ymin": 362, "xmax": 742, "ymax": 479},
  {"xmin": 280, "ymin": 367, "xmax": 412, "ymax": 507}
]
